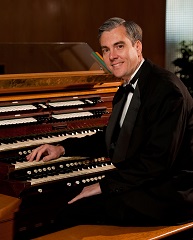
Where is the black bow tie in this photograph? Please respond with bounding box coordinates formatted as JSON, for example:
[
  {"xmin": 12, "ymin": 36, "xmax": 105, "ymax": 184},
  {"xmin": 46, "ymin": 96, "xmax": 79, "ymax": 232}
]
[
  {"xmin": 122, "ymin": 83, "xmax": 134, "ymax": 93},
  {"xmin": 113, "ymin": 82, "xmax": 134, "ymax": 106},
  {"xmin": 113, "ymin": 64, "xmax": 143, "ymax": 106}
]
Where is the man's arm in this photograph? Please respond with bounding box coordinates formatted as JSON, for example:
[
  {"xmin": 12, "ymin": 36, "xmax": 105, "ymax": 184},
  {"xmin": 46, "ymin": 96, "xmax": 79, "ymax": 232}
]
[
  {"xmin": 26, "ymin": 144, "xmax": 65, "ymax": 162},
  {"xmin": 26, "ymin": 127, "xmax": 107, "ymax": 161}
]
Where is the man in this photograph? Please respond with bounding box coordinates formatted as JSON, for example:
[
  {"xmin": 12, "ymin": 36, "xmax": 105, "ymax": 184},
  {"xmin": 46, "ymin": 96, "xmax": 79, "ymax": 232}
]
[{"xmin": 27, "ymin": 17, "xmax": 193, "ymax": 226}]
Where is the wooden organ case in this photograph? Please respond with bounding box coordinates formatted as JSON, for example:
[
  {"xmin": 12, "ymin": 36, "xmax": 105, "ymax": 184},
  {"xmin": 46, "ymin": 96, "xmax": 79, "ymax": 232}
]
[{"xmin": 0, "ymin": 69, "xmax": 121, "ymax": 238}]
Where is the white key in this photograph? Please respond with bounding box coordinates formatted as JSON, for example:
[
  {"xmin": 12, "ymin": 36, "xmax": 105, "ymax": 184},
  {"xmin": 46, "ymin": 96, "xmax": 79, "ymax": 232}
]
[
  {"xmin": 0, "ymin": 104, "xmax": 36, "ymax": 113},
  {"xmin": 52, "ymin": 111, "xmax": 93, "ymax": 120},
  {"xmin": 14, "ymin": 156, "xmax": 87, "ymax": 170},
  {"xmin": 0, "ymin": 117, "xmax": 37, "ymax": 126},
  {"xmin": 29, "ymin": 164, "xmax": 115, "ymax": 186},
  {"xmin": 49, "ymin": 100, "xmax": 84, "ymax": 107},
  {"xmin": 0, "ymin": 129, "xmax": 97, "ymax": 152}
]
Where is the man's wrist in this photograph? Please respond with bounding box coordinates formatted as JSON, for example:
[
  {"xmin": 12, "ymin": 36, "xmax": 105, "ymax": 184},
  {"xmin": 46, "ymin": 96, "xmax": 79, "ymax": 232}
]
[{"xmin": 57, "ymin": 144, "xmax": 65, "ymax": 156}]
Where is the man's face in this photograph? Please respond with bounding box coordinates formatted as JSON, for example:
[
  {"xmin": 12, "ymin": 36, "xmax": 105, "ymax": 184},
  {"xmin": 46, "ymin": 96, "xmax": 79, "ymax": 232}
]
[{"xmin": 100, "ymin": 25, "xmax": 142, "ymax": 81}]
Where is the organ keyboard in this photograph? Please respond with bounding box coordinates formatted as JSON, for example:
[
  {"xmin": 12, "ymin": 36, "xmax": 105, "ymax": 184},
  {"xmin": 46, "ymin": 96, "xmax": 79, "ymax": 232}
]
[{"xmin": 0, "ymin": 69, "xmax": 121, "ymax": 239}]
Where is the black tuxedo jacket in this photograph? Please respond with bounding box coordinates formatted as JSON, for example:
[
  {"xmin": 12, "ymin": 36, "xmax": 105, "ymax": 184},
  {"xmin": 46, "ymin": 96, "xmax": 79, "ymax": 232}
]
[{"xmin": 63, "ymin": 59, "xmax": 193, "ymax": 224}]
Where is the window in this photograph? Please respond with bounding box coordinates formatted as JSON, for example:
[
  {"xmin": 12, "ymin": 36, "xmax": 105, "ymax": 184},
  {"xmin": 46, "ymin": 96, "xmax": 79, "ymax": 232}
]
[{"xmin": 166, "ymin": 0, "xmax": 193, "ymax": 72}]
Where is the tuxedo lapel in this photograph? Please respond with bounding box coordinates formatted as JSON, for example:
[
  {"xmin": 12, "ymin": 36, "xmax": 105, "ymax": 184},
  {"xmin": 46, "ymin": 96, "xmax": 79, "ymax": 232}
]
[
  {"xmin": 112, "ymin": 85, "xmax": 141, "ymax": 163},
  {"xmin": 105, "ymin": 88, "xmax": 126, "ymax": 152},
  {"xmin": 105, "ymin": 59, "xmax": 150, "ymax": 162}
]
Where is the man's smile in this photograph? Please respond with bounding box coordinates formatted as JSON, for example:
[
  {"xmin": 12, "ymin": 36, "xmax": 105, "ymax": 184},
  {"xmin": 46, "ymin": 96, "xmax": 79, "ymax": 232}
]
[{"xmin": 111, "ymin": 62, "xmax": 124, "ymax": 68}]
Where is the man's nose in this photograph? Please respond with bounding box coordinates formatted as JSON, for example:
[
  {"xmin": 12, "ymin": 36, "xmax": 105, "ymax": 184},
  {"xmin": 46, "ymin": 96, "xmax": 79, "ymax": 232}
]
[{"xmin": 109, "ymin": 49, "xmax": 117, "ymax": 60}]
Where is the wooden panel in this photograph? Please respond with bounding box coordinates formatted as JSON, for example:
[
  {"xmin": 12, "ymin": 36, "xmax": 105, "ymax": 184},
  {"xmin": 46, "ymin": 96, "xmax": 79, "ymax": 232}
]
[
  {"xmin": 0, "ymin": 71, "xmax": 119, "ymax": 94},
  {"xmin": 0, "ymin": 194, "xmax": 21, "ymax": 240},
  {"xmin": 0, "ymin": 0, "xmax": 166, "ymax": 67},
  {"xmin": 0, "ymin": 0, "xmax": 63, "ymax": 42}
]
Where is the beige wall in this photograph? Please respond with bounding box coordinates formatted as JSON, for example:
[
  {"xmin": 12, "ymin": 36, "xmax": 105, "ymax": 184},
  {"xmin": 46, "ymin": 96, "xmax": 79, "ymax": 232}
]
[{"xmin": 0, "ymin": 0, "xmax": 166, "ymax": 67}]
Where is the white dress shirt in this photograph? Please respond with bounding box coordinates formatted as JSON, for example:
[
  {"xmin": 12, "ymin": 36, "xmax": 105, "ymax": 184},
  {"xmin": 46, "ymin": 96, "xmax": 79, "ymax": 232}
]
[{"xmin": 120, "ymin": 59, "xmax": 144, "ymax": 127}]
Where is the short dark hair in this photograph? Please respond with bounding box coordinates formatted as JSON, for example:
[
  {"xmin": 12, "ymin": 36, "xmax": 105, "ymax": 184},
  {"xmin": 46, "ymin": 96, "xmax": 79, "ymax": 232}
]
[{"xmin": 98, "ymin": 17, "xmax": 142, "ymax": 45}]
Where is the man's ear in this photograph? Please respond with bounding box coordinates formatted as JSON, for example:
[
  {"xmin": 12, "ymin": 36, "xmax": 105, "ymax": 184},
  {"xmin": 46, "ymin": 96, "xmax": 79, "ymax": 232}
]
[{"xmin": 135, "ymin": 40, "xmax": 142, "ymax": 55}]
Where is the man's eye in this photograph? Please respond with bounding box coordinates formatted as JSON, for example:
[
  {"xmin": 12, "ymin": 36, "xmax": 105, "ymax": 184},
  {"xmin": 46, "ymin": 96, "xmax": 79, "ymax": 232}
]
[
  {"xmin": 102, "ymin": 49, "xmax": 109, "ymax": 54},
  {"xmin": 117, "ymin": 44, "xmax": 123, "ymax": 49}
]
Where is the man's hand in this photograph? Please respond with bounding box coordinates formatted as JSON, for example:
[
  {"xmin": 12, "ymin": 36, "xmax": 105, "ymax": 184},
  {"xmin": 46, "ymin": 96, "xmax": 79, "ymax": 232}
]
[
  {"xmin": 26, "ymin": 144, "xmax": 65, "ymax": 162},
  {"xmin": 68, "ymin": 182, "xmax": 102, "ymax": 204}
]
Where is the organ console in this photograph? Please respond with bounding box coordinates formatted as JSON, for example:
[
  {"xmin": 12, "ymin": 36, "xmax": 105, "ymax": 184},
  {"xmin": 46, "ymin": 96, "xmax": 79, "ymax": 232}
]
[{"xmin": 0, "ymin": 43, "xmax": 121, "ymax": 239}]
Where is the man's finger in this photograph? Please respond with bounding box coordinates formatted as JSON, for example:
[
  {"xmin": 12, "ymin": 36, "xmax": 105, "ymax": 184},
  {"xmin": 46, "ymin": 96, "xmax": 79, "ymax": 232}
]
[{"xmin": 68, "ymin": 194, "xmax": 82, "ymax": 204}]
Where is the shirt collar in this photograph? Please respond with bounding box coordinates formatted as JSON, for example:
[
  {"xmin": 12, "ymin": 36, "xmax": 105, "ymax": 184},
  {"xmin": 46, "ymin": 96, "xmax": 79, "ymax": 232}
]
[{"xmin": 124, "ymin": 58, "xmax": 144, "ymax": 87}]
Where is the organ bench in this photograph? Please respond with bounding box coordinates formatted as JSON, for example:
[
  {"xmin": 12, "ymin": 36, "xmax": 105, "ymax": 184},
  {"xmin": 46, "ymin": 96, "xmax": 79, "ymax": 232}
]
[
  {"xmin": 33, "ymin": 223, "xmax": 193, "ymax": 240},
  {"xmin": 1, "ymin": 192, "xmax": 193, "ymax": 240}
]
